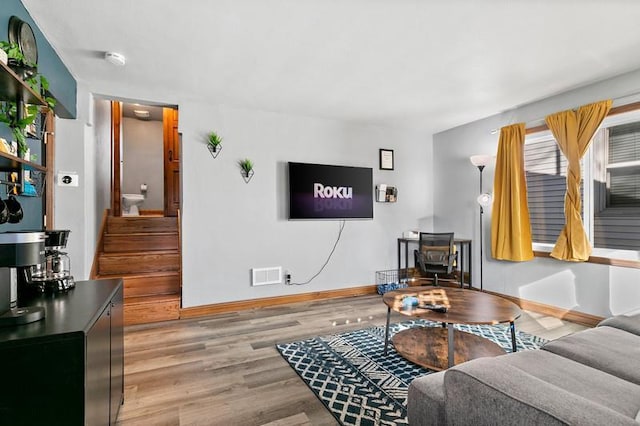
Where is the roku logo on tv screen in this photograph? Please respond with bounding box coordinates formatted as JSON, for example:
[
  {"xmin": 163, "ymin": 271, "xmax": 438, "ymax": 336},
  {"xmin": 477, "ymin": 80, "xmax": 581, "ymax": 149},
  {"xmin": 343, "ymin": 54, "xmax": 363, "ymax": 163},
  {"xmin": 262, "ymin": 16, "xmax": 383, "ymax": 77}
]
[{"xmin": 288, "ymin": 162, "xmax": 373, "ymax": 220}]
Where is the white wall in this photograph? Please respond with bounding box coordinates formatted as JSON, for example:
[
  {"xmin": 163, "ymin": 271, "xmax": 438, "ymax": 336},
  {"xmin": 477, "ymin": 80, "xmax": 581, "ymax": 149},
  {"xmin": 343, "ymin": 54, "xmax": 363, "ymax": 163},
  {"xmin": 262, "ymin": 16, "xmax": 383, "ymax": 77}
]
[
  {"xmin": 54, "ymin": 92, "xmax": 433, "ymax": 306},
  {"xmin": 179, "ymin": 102, "xmax": 432, "ymax": 307},
  {"xmin": 433, "ymin": 68, "xmax": 640, "ymax": 318},
  {"xmin": 54, "ymin": 84, "xmax": 93, "ymax": 280},
  {"xmin": 57, "ymin": 69, "xmax": 640, "ymax": 316},
  {"xmin": 122, "ymin": 117, "xmax": 164, "ymax": 210}
]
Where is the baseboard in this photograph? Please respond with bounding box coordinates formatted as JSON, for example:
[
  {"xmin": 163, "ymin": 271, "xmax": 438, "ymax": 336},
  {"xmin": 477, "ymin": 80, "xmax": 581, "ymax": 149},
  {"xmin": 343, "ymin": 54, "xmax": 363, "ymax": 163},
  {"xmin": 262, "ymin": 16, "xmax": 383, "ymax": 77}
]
[
  {"xmin": 483, "ymin": 289, "xmax": 604, "ymax": 327},
  {"xmin": 180, "ymin": 284, "xmax": 378, "ymax": 318},
  {"xmin": 179, "ymin": 283, "xmax": 603, "ymax": 327}
]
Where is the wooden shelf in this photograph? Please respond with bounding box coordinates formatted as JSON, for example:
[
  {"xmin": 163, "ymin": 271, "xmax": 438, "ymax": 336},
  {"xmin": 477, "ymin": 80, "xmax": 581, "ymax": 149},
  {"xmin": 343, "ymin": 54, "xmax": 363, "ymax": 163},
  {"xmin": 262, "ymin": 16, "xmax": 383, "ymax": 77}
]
[
  {"xmin": 0, "ymin": 151, "xmax": 46, "ymax": 171},
  {"xmin": 0, "ymin": 61, "xmax": 46, "ymax": 106}
]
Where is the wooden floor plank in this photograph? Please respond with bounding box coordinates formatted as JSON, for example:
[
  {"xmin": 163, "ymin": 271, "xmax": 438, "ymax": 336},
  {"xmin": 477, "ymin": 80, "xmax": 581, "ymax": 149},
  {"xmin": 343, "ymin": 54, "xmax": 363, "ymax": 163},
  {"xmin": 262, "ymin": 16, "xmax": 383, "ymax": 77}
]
[{"xmin": 117, "ymin": 293, "xmax": 587, "ymax": 425}]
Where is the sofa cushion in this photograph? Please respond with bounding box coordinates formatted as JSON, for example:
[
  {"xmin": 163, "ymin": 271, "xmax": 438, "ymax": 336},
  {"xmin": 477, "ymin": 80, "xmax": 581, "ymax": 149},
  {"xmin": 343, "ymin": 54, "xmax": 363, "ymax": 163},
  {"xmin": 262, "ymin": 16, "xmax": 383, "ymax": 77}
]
[
  {"xmin": 542, "ymin": 325, "xmax": 640, "ymax": 385},
  {"xmin": 444, "ymin": 350, "xmax": 640, "ymax": 425},
  {"xmin": 598, "ymin": 313, "xmax": 640, "ymax": 336},
  {"xmin": 407, "ymin": 371, "xmax": 445, "ymax": 426}
]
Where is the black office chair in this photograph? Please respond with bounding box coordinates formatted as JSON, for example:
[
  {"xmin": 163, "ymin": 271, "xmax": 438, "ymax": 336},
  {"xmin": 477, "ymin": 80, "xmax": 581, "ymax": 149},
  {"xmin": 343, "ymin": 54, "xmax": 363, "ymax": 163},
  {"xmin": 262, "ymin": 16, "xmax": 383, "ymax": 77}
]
[{"xmin": 414, "ymin": 232, "xmax": 457, "ymax": 286}]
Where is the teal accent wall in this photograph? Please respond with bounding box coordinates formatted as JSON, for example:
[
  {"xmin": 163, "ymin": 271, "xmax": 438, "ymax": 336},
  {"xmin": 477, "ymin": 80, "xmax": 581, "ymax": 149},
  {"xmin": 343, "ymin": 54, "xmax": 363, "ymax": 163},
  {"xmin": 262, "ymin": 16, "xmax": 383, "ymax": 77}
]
[{"xmin": 1, "ymin": 0, "xmax": 77, "ymax": 118}]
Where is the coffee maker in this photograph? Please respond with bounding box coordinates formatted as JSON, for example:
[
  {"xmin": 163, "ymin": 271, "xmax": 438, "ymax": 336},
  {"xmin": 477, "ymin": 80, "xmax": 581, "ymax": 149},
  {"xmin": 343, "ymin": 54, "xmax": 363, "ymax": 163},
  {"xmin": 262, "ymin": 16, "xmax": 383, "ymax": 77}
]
[
  {"xmin": 22, "ymin": 230, "xmax": 75, "ymax": 293},
  {"xmin": 0, "ymin": 231, "xmax": 46, "ymax": 326}
]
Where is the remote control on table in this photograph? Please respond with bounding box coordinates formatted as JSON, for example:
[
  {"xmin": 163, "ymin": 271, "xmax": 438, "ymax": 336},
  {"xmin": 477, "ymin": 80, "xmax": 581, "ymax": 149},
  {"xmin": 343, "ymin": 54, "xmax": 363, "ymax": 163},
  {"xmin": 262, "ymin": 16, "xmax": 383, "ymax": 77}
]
[{"xmin": 420, "ymin": 303, "xmax": 448, "ymax": 313}]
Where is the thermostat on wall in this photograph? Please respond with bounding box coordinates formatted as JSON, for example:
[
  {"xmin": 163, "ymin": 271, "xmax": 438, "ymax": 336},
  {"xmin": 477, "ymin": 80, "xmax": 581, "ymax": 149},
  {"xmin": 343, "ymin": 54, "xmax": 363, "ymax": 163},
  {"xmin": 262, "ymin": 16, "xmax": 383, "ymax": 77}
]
[{"xmin": 57, "ymin": 171, "xmax": 79, "ymax": 187}]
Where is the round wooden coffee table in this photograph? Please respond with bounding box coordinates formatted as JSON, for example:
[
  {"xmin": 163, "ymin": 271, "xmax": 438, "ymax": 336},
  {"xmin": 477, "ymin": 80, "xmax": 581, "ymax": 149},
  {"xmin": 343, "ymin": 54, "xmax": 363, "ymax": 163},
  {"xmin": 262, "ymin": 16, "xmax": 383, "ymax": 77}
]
[{"xmin": 382, "ymin": 286, "xmax": 522, "ymax": 371}]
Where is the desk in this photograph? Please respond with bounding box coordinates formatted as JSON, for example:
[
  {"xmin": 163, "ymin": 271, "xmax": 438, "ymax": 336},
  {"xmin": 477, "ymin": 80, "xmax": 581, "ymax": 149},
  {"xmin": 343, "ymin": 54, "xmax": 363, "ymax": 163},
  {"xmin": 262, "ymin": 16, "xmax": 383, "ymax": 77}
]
[{"xmin": 397, "ymin": 237, "xmax": 472, "ymax": 288}]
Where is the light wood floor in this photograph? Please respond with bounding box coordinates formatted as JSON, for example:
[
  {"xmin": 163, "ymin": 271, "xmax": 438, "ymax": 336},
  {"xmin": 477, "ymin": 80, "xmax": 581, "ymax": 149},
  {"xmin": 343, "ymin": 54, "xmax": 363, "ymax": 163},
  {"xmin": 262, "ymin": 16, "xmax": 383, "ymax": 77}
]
[{"xmin": 115, "ymin": 294, "xmax": 588, "ymax": 426}]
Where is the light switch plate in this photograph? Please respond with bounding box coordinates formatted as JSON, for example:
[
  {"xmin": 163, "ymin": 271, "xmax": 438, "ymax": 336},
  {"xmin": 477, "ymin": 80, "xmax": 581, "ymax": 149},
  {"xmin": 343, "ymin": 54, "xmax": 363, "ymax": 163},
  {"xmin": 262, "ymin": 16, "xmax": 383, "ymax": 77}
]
[{"xmin": 57, "ymin": 171, "xmax": 79, "ymax": 187}]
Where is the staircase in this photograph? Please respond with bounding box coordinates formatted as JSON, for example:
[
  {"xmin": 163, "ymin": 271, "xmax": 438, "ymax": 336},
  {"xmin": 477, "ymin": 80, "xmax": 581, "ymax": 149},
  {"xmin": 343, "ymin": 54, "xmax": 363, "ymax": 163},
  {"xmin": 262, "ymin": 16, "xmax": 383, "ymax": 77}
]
[{"xmin": 93, "ymin": 215, "xmax": 181, "ymax": 325}]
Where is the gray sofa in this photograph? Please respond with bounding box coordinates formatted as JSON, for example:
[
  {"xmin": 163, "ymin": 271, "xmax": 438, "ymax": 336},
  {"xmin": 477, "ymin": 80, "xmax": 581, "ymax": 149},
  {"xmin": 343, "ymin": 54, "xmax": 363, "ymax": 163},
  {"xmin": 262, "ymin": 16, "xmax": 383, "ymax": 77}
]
[{"xmin": 407, "ymin": 313, "xmax": 640, "ymax": 425}]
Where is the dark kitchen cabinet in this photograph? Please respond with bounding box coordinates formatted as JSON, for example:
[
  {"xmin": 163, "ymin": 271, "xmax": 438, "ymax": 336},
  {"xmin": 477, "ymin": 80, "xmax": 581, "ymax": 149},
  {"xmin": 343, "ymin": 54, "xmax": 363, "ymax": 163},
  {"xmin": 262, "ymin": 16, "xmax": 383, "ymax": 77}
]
[{"xmin": 0, "ymin": 279, "xmax": 123, "ymax": 425}]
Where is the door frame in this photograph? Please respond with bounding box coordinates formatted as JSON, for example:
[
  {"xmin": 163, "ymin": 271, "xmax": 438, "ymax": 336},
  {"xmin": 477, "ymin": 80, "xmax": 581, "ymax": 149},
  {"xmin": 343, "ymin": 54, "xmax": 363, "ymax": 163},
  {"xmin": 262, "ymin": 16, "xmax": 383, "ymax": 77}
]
[
  {"xmin": 110, "ymin": 101, "xmax": 122, "ymax": 217},
  {"xmin": 109, "ymin": 102, "xmax": 180, "ymax": 217}
]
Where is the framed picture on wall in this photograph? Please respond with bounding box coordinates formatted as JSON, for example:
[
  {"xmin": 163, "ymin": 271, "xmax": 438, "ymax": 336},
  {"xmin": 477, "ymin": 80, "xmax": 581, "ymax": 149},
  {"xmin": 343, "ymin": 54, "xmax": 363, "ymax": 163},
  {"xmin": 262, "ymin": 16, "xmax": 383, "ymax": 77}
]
[{"xmin": 379, "ymin": 149, "xmax": 394, "ymax": 170}]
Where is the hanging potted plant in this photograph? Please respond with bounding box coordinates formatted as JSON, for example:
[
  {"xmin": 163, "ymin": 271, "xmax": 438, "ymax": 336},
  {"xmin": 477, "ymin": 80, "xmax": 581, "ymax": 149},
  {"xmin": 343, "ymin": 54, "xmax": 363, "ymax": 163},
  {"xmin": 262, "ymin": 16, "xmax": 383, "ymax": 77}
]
[
  {"xmin": 207, "ymin": 130, "xmax": 223, "ymax": 158},
  {"xmin": 0, "ymin": 41, "xmax": 36, "ymax": 80},
  {"xmin": 0, "ymin": 41, "xmax": 56, "ymax": 159},
  {"xmin": 238, "ymin": 158, "xmax": 254, "ymax": 183},
  {"xmin": 0, "ymin": 102, "xmax": 38, "ymax": 158}
]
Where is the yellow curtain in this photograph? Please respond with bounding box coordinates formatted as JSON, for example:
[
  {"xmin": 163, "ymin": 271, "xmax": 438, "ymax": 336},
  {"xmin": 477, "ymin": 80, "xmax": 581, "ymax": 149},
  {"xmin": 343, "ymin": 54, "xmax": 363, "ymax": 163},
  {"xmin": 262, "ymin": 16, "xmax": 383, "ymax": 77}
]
[
  {"xmin": 545, "ymin": 100, "xmax": 612, "ymax": 261},
  {"xmin": 491, "ymin": 123, "xmax": 534, "ymax": 261}
]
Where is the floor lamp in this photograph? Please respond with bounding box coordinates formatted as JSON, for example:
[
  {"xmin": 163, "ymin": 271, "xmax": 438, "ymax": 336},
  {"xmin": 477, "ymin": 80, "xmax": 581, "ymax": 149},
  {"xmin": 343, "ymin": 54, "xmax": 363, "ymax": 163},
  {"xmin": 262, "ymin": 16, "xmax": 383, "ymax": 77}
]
[{"xmin": 470, "ymin": 155, "xmax": 492, "ymax": 291}]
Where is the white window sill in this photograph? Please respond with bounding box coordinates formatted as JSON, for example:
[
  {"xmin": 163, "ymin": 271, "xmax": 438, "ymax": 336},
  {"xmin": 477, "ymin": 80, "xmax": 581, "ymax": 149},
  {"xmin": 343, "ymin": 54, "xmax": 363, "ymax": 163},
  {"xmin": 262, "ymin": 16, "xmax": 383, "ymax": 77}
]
[{"xmin": 532, "ymin": 243, "xmax": 640, "ymax": 268}]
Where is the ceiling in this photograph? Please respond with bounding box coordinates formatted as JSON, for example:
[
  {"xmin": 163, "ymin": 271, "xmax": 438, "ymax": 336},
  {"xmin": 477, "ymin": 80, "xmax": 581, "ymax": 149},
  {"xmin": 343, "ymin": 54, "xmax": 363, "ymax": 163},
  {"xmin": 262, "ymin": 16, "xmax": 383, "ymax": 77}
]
[{"xmin": 22, "ymin": 0, "xmax": 640, "ymax": 133}]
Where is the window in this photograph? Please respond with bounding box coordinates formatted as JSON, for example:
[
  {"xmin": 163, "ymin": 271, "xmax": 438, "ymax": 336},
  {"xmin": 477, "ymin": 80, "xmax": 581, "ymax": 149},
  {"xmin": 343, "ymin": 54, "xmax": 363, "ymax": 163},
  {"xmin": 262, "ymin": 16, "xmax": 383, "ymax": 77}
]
[
  {"xmin": 601, "ymin": 122, "xmax": 640, "ymax": 208},
  {"xmin": 524, "ymin": 137, "xmax": 572, "ymax": 244},
  {"xmin": 524, "ymin": 107, "xmax": 640, "ymax": 254}
]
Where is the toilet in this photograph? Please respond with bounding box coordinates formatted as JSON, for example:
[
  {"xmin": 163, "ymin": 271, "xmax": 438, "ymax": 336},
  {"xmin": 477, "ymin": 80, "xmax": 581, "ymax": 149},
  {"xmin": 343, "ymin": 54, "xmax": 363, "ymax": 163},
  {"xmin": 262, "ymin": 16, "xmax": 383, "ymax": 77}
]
[{"xmin": 122, "ymin": 194, "xmax": 145, "ymax": 216}]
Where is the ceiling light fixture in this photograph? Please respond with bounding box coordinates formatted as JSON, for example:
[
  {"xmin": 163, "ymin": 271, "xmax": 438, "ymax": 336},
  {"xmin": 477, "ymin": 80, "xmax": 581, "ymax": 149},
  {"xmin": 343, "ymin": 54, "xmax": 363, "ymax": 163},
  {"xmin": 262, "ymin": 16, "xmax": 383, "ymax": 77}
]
[
  {"xmin": 105, "ymin": 51, "xmax": 126, "ymax": 66},
  {"xmin": 133, "ymin": 109, "xmax": 150, "ymax": 118}
]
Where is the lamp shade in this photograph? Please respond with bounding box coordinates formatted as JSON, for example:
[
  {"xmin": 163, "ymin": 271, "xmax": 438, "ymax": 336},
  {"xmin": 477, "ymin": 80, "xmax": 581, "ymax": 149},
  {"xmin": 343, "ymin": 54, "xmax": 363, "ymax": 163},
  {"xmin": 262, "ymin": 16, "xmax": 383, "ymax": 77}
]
[
  {"xmin": 470, "ymin": 154, "xmax": 492, "ymax": 167},
  {"xmin": 477, "ymin": 193, "xmax": 492, "ymax": 207}
]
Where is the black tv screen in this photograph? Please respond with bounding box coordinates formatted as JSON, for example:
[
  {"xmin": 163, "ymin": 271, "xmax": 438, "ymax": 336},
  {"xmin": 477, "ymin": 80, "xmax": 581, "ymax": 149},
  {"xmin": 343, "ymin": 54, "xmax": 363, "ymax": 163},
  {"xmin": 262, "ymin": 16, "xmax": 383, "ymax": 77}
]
[{"xmin": 288, "ymin": 162, "xmax": 373, "ymax": 220}]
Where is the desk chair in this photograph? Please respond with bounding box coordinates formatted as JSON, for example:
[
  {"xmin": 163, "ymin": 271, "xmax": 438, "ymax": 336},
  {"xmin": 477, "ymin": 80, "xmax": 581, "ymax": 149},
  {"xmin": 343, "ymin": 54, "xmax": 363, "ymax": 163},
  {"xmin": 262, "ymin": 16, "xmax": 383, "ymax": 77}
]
[{"xmin": 414, "ymin": 232, "xmax": 457, "ymax": 286}]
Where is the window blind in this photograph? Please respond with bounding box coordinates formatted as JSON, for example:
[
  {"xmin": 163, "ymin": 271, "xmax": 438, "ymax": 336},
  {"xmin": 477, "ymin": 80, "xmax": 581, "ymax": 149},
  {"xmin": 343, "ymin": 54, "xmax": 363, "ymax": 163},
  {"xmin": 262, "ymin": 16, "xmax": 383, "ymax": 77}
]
[
  {"xmin": 608, "ymin": 122, "xmax": 640, "ymax": 207},
  {"xmin": 593, "ymin": 122, "xmax": 640, "ymax": 250}
]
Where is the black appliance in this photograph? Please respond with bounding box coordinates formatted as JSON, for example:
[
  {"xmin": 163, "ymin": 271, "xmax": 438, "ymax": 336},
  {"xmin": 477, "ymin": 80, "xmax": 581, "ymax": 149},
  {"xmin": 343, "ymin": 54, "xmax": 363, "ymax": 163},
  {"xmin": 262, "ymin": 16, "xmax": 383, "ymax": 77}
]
[
  {"xmin": 0, "ymin": 231, "xmax": 46, "ymax": 326},
  {"xmin": 22, "ymin": 229, "xmax": 75, "ymax": 293}
]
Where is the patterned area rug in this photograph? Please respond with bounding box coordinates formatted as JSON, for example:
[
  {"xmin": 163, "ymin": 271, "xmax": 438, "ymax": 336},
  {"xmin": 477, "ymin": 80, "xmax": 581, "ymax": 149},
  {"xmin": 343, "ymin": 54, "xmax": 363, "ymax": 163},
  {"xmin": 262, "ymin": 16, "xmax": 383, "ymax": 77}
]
[{"xmin": 276, "ymin": 320, "xmax": 547, "ymax": 426}]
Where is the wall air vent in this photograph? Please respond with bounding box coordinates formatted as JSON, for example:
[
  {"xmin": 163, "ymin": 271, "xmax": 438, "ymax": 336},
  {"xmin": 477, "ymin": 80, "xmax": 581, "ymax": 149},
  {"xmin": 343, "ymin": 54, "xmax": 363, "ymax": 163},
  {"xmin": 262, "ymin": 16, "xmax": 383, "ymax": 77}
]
[{"xmin": 251, "ymin": 266, "xmax": 282, "ymax": 286}]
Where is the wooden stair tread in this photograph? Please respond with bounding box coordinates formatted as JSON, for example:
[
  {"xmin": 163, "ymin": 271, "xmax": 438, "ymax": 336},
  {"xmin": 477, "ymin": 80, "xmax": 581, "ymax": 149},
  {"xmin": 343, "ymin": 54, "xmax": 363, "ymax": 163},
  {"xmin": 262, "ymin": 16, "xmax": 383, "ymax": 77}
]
[
  {"xmin": 125, "ymin": 294, "xmax": 180, "ymax": 304},
  {"xmin": 99, "ymin": 249, "xmax": 178, "ymax": 257},
  {"xmin": 104, "ymin": 231, "xmax": 178, "ymax": 237},
  {"xmin": 96, "ymin": 213, "xmax": 182, "ymax": 325},
  {"xmin": 107, "ymin": 216, "xmax": 178, "ymax": 234},
  {"xmin": 103, "ymin": 233, "xmax": 179, "ymax": 253},
  {"xmin": 98, "ymin": 272, "xmax": 180, "ymax": 299},
  {"xmin": 96, "ymin": 271, "xmax": 179, "ymax": 280},
  {"xmin": 124, "ymin": 294, "xmax": 181, "ymax": 325}
]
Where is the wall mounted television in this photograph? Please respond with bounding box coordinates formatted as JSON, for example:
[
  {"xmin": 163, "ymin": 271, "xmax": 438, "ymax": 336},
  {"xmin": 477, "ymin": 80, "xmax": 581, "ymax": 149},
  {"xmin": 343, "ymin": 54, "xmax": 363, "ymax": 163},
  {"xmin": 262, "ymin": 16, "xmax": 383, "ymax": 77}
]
[{"xmin": 288, "ymin": 162, "xmax": 373, "ymax": 220}]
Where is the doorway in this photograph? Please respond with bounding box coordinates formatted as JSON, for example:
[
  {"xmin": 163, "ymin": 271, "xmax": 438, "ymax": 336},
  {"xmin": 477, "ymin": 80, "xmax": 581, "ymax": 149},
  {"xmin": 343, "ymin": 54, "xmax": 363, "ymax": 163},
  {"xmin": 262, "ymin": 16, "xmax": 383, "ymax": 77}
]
[{"xmin": 110, "ymin": 101, "xmax": 180, "ymax": 217}]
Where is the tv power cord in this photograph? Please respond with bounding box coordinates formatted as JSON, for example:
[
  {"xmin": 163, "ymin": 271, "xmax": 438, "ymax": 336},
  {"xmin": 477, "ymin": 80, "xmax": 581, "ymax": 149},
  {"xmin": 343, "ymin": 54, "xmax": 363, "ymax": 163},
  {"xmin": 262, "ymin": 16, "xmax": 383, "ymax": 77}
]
[{"xmin": 288, "ymin": 220, "xmax": 346, "ymax": 286}]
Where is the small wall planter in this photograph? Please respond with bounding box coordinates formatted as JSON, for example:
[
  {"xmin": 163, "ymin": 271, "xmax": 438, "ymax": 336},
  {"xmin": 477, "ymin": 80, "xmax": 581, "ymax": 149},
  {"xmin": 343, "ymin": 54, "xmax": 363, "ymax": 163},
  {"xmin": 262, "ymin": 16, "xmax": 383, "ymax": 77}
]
[
  {"xmin": 207, "ymin": 131, "xmax": 223, "ymax": 159},
  {"xmin": 241, "ymin": 169, "xmax": 254, "ymax": 183},
  {"xmin": 207, "ymin": 143, "xmax": 222, "ymax": 158},
  {"xmin": 238, "ymin": 159, "xmax": 254, "ymax": 183}
]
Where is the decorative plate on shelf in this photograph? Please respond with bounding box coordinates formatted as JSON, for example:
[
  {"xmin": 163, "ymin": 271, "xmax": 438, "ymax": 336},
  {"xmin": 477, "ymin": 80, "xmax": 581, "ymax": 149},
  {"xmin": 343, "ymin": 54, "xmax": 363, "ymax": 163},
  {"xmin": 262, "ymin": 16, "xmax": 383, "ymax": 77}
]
[{"xmin": 8, "ymin": 16, "xmax": 38, "ymax": 66}]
